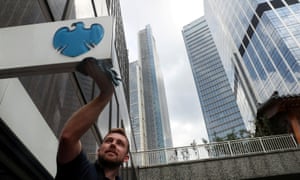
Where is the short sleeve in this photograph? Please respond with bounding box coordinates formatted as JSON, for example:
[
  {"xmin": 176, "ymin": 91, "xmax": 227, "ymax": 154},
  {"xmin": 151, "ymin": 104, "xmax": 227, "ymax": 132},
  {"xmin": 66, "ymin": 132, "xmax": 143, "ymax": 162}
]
[{"xmin": 55, "ymin": 151, "xmax": 96, "ymax": 180}]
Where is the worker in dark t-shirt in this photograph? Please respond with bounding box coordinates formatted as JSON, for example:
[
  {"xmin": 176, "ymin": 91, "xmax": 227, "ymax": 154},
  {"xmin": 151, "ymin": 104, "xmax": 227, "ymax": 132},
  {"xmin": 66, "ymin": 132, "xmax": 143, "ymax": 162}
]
[{"xmin": 55, "ymin": 58, "xmax": 129, "ymax": 180}]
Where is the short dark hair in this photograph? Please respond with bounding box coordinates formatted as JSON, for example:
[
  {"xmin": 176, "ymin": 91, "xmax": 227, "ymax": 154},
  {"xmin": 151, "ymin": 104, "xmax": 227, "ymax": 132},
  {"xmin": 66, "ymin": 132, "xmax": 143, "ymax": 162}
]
[{"xmin": 104, "ymin": 128, "xmax": 130, "ymax": 153}]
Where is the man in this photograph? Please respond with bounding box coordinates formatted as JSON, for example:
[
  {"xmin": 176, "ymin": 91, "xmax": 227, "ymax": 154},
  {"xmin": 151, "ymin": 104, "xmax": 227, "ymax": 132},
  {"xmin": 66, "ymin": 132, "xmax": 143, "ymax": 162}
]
[{"xmin": 55, "ymin": 58, "xmax": 129, "ymax": 180}]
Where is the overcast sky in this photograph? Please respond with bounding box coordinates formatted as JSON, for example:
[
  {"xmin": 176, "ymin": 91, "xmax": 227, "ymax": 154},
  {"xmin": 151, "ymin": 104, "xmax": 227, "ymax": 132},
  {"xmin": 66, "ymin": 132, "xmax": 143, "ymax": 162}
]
[{"xmin": 120, "ymin": 0, "xmax": 208, "ymax": 147}]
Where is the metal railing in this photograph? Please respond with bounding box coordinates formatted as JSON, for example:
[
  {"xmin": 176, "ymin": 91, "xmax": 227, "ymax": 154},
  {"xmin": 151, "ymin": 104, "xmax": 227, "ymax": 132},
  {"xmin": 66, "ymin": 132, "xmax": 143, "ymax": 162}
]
[{"xmin": 132, "ymin": 134, "xmax": 299, "ymax": 167}]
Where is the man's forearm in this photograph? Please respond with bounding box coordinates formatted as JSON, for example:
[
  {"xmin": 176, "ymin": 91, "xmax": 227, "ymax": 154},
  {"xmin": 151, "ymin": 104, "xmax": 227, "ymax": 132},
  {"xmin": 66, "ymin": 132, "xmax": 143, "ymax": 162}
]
[{"xmin": 61, "ymin": 93, "xmax": 112, "ymax": 142}]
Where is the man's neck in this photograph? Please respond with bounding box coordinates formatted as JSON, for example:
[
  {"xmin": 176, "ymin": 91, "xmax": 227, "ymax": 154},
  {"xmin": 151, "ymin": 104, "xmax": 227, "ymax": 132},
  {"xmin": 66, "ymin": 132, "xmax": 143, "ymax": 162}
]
[{"xmin": 104, "ymin": 167, "xmax": 119, "ymax": 180}]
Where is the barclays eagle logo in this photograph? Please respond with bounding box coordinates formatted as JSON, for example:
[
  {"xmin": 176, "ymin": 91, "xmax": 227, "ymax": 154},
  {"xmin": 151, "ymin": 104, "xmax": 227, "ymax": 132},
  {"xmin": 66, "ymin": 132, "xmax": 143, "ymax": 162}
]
[{"xmin": 53, "ymin": 22, "xmax": 104, "ymax": 57}]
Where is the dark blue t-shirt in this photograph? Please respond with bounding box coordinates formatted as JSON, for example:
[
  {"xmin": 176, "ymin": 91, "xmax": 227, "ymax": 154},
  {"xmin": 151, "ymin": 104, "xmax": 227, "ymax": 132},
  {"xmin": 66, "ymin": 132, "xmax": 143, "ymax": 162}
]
[{"xmin": 55, "ymin": 151, "xmax": 121, "ymax": 180}]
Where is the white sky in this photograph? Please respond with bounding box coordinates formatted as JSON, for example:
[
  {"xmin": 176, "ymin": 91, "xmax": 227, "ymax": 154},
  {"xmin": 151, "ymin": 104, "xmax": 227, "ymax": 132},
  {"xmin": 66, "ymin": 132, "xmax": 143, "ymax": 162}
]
[{"xmin": 120, "ymin": 0, "xmax": 208, "ymax": 147}]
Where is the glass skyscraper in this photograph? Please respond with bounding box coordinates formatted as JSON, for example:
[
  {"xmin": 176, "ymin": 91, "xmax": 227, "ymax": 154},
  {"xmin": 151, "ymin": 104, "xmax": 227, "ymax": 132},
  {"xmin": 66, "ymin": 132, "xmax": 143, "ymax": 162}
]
[
  {"xmin": 182, "ymin": 17, "xmax": 247, "ymax": 141},
  {"xmin": 138, "ymin": 25, "xmax": 173, "ymax": 149},
  {"xmin": 129, "ymin": 61, "xmax": 147, "ymax": 151},
  {"xmin": 204, "ymin": 0, "xmax": 300, "ymax": 125}
]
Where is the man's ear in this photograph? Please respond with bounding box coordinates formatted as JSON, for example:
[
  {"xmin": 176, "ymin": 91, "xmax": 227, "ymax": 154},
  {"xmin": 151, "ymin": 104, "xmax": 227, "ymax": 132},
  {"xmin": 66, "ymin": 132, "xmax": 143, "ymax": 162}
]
[{"xmin": 123, "ymin": 154, "xmax": 129, "ymax": 163}]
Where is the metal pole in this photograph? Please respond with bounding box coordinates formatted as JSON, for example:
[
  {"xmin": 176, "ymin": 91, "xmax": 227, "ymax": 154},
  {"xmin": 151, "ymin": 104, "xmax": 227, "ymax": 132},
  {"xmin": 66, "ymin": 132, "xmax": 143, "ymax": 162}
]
[
  {"xmin": 259, "ymin": 137, "xmax": 266, "ymax": 153},
  {"xmin": 228, "ymin": 141, "xmax": 233, "ymax": 156}
]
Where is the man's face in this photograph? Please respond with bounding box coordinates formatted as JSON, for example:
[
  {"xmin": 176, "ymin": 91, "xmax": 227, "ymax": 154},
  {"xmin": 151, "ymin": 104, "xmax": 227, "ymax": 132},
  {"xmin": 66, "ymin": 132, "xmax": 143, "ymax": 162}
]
[{"xmin": 97, "ymin": 133, "xmax": 129, "ymax": 167}]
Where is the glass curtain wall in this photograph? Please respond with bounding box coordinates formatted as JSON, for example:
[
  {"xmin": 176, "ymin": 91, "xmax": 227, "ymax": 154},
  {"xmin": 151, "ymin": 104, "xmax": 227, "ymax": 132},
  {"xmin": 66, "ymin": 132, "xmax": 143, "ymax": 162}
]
[
  {"xmin": 183, "ymin": 17, "xmax": 247, "ymax": 141},
  {"xmin": 204, "ymin": 0, "xmax": 300, "ymax": 130}
]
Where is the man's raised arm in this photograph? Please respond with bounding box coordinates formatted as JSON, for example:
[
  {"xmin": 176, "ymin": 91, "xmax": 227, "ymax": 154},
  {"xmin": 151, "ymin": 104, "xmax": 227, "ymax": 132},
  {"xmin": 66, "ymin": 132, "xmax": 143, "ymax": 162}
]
[{"xmin": 57, "ymin": 58, "xmax": 114, "ymax": 164}]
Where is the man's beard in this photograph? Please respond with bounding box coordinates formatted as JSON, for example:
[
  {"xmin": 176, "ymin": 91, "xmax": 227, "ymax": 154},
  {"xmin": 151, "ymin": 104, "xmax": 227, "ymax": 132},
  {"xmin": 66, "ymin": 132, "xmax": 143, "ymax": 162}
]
[{"xmin": 97, "ymin": 155, "xmax": 123, "ymax": 169}]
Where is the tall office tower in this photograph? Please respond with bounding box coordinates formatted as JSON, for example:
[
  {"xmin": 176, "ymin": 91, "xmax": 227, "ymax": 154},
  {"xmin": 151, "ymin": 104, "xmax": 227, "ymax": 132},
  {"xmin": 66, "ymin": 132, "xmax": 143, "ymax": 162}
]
[
  {"xmin": 138, "ymin": 25, "xmax": 173, "ymax": 149},
  {"xmin": 129, "ymin": 61, "xmax": 147, "ymax": 151},
  {"xmin": 0, "ymin": 1, "xmax": 135, "ymax": 179},
  {"xmin": 204, "ymin": 0, "xmax": 300, "ymax": 128},
  {"xmin": 182, "ymin": 17, "xmax": 247, "ymax": 141}
]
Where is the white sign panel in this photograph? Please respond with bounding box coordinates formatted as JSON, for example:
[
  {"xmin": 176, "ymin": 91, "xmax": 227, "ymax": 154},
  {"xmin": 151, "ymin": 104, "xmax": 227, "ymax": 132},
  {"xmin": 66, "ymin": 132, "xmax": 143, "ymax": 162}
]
[{"xmin": 0, "ymin": 16, "xmax": 113, "ymax": 78}]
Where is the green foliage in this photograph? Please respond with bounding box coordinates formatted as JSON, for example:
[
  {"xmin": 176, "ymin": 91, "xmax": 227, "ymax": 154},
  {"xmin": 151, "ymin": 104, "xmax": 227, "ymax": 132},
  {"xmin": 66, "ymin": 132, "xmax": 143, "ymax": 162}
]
[
  {"xmin": 201, "ymin": 138, "xmax": 208, "ymax": 144},
  {"xmin": 226, "ymin": 129, "xmax": 238, "ymax": 140},
  {"xmin": 254, "ymin": 115, "xmax": 273, "ymax": 137},
  {"xmin": 209, "ymin": 129, "xmax": 253, "ymax": 142}
]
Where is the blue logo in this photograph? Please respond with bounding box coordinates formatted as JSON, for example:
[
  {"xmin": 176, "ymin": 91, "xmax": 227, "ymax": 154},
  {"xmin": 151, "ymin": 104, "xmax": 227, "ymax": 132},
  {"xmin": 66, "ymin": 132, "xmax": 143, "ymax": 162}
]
[{"xmin": 53, "ymin": 22, "xmax": 104, "ymax": 57}]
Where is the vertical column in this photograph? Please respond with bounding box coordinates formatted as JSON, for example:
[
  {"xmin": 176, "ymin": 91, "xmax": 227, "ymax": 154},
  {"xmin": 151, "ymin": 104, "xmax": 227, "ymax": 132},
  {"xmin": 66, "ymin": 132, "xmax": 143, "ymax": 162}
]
[{"xmin": 288, "ymin": 110, "xmax": 300, "ymax": 144}]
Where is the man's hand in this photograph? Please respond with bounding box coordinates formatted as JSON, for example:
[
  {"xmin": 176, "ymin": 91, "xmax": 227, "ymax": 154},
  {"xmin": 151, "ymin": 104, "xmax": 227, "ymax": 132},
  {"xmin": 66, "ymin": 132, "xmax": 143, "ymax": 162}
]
[{"xmin": 76, "ymin": 57, "xmax": 114, "ymax": 97}]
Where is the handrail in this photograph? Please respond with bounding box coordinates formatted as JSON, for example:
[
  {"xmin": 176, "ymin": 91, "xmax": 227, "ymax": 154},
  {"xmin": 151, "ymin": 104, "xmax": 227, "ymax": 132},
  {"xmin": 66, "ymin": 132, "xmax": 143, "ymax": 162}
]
[{"xmin": 131, "ymin": 134, "xmax": 299, "ymax": 167}]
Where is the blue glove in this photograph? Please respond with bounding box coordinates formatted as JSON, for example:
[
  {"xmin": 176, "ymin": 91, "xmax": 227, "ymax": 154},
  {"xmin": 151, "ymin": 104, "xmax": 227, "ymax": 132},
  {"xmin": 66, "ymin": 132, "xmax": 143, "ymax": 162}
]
[{"xmin": 76, "ymin": 57, "xmax": 122, "ymax": 86}]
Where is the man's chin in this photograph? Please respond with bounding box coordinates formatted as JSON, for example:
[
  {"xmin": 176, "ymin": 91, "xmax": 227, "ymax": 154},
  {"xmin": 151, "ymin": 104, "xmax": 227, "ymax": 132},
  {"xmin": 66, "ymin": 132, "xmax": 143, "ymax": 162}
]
[{"xmin": 98, "ymin": 156, "xmax": 123, "ymax": 169}]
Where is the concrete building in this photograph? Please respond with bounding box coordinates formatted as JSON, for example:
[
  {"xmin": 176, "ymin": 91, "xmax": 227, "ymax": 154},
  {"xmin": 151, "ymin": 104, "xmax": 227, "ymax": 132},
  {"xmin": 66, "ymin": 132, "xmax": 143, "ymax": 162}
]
[
  {"xmin": 182, "ymin": 17, "xmax": 247, "ymax": 141},
  {"xmin": 0, "ymin": 0, "xmax": 135, "ymax": 179}
]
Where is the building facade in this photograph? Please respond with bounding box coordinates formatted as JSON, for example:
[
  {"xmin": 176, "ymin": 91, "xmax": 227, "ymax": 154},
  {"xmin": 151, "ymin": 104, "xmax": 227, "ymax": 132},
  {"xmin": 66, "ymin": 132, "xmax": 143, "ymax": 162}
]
[
  {"xmin": 129, "ymin": 61, "xmax": 147, "ymax": 151},
  {"xmin": 138, "ymin": 25, "xmax": 173, "ymax": 149},
  {"xmin": 0, "ymin": 0, "xmax": 136, "ymax": 179},
  {"xmin": 182, "ymin": 17, "xmax": 248, "ymax": 141},
  {"xmin": 204, "ymin": 0, "xmax": 300, "ymax": 129}
]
